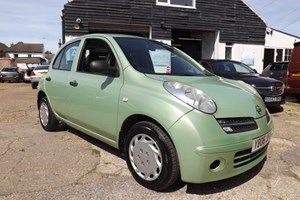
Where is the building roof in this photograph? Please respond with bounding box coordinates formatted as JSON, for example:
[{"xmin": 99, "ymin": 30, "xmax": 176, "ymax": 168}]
[
  {"xmin": 15, "ymin": 57, "xmax": 46, "ymax": 64},
  {"xmin": 269, "ymin": 28, "xmax": 300, "ymax": 40},
  {"xmin": 6, "ymin": 42, "xmax": 44, "ymax": 53},
  {"xmin": 0, "ymin": 42, "xmax": 8, "ymax": 51}
]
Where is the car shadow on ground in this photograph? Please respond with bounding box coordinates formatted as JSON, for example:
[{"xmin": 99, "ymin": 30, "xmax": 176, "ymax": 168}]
[
  {"xmin": 66, "ymin": 126, "xmax": 266, "ymax": 194},
  {"xmin": 286, "ymin": 94, "xmax": 300, "ymax": 104},
  {"xmin": 163, "ymin": 158, "xmax": 266, "ymax": 194},
  {"xmin": 268, "ymin": 94, "xmax": 300, "ymax": 114},
  {"xmin": 67, "ymin": 127, "xmax": 122, "ymax": 158},
  {"xmin": 268, "ymin": 106, "xmax": 284, "ymax": 114}
]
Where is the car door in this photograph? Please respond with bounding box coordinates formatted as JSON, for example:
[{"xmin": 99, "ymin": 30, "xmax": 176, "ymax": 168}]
[
  {"xmin": 67, "ymin": 37, "xmax": 123, "ymax": 141},
  {"xmin": 44, "ymin": 40, "xmax": 81, "ymax": 119}
]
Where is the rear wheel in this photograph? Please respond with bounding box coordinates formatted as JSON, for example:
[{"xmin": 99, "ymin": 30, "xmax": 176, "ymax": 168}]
[
  {"xmin": 295, "ymin": 94, "xmax": 300, "ymax": 102},
  {"xmin": 125, "ymin": 121, "xmax": 179, "ymax": 191},
  {"xmin": 31, "ymin": 82, "xmax": 38, "ymax": 89},
  {"xmin": 39, "ymin": 96, "xmax": 59, "ymax": 131}
]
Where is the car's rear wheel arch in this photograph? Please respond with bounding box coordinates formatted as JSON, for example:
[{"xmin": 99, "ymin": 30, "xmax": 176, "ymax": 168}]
[{"xmin": 37, "ymin": 91, "xmax": 46, "ymax": 109}]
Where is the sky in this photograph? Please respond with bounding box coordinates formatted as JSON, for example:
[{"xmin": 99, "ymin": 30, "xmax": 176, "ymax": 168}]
[
  {"xmin": 243, "ymin": 0, "xmax": 300, "ymax": 37},
  {"xmin": 0, "ymin": 0, "xmax": 67, "ymax": 54},
  {"xmin": 0, "ymin": 0, "xmax": 300, "ymax": 54}
]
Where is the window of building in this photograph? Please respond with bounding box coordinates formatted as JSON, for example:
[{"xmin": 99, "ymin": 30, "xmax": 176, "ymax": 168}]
[
  {"xmin": 276, "ymin": 49, "xmax": 283, "ymax": 61},
  {"xmin": 225, "ymin": 46, "xmax": 232, "ymax": 60},
  {"xmin": 157, "ymin": 0, "xmax": 195, "ymax": 8},
  {"xmin": 28, "ymin": 54, "xmax": 32, "ymax": 58},
  {"xmin": 284, "ymin": 49, "xmax": 292, "ymax": 61}
]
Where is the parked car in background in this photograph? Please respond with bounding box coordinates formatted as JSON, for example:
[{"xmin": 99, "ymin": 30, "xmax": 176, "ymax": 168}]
[
  {"xmin": 286, "ymin": 42, "xmax": 300, "ymax": 100},
  {"xmin": 200, "ymin": 59, "xmax": 285, "ymax": 107},
  {"xmin": 261, "ymin": 61, "xmax": 288, "ymax": 83},
  {"xmin": 24, "ymin": 67, "xmax": 35, "ymax": 83},
  {"xmin": 37, "ymin": 34, "xmax": 273, "ymax": 191},
  {"xmin": 30, "ymin": 65, "xmax": 49, "ymax": 89},
  {"xmin": 0, "ymin": 67, "xmax": 24, "ymax": 83}
]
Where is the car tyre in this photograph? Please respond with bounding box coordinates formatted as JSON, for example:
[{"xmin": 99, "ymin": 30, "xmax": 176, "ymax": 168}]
[
  {"xmin": 38, "ymin": 96, "xmax": 59, "ymax": 131},
  {"xmin": 125, "ymin": 121, "xmax": 179, "ymax": 191}
]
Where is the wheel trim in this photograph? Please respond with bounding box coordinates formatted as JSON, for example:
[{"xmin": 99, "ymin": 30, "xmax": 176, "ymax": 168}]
[
  {"xmin": 39, "ymin": 102, "xmax": 49, "ymax": 127},
  {"xmin": 129, "ymin": 134, "xmax": 163, "ymax": 181}
]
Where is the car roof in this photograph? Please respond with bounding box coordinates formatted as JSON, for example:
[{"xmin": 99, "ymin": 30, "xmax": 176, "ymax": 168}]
[
  {"xmin": 34, "ymin": 65, "xmax": 49, "ymax": 69},
  {"xmin": 201, "ymin": 59, "xmax": 242, "ymax": 63},
  {"xmin": 70, "ymin": 33, "xmax": 146, "ymax": 41}
]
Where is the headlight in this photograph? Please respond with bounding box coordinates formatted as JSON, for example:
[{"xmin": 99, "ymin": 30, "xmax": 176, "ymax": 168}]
[{"xmin": 164, "ymin": 81, "xmax": 217, "ymax": 114}]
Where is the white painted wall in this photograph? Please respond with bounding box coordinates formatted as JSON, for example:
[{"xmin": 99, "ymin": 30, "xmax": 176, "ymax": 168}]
[
  {"xmin": 265, "ymin": 29, "xmax": 300, "ymax": 48},
  {"xmin": 231, "ymin": 43, "xmax": 265, "ymax": 73},
  {"xmin": 65, "ymin": 35, "xmax": 78, "ymax": 43},
  {"xmin": 7, "ymin": 52, "xmax": 44, "ymax": 58},
  {"xmin": 202, "ymin": 32, "xmax": 217, "ymax": 59},
  {"xmin": 211, "ymin": 33, "xmax": 265, "ymax": 73},
  {"xmin": 265, "ymin": 29, "xmax": 300, "ymax": 63}
]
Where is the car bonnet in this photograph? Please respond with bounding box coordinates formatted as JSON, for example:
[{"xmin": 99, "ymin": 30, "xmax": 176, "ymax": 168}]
[{"xmin": 146, "ymin": 74, "xmax": 266, "ymax": 119}]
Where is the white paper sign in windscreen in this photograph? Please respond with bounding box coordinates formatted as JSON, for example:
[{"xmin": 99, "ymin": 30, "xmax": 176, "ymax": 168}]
[{"xmin": 149, "ymin": 49, "xmax": 171, "ymax": 74}]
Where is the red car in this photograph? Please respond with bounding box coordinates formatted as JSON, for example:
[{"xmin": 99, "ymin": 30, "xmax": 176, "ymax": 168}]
[{"xmin": 286, "ymin": 42, "xmax": 300, "ymax": 100}]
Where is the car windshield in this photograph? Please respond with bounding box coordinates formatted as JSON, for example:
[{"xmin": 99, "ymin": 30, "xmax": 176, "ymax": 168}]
[
  {"xmin": 2, "ymin": 68, "xmax": 17, "ymax": 72},
  {"xmin": 35, "ymin": 65, "xmax": 49, "ymax": 70},
  {"xmin": 115, "ymin": 37, "xmax": 210, "ymax": 76},
  {"xmin": 211, "ymin": 61, "xmax": 255, "ymax": 74},
  {"xmin": 270, "ymin": 63, "xmax": 288, "ymax": 71}
]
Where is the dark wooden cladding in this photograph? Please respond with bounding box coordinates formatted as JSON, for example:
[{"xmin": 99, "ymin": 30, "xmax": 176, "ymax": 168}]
[{"xmin": 62, "ymin": 0, "xmax": 266, "ymax": 44}]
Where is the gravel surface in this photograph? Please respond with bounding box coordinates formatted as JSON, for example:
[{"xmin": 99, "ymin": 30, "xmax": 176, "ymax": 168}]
[{"xmin": 0, "ymin": 83, "xmax": 299, "ymax": 200}]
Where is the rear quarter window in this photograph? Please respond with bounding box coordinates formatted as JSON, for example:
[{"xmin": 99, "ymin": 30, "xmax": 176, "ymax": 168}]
[{"xmin": 52, "ymin": 41, "xmax": 80, "ymax": 71}]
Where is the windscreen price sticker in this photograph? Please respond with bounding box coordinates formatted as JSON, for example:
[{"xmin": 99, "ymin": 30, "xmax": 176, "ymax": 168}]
[{"xmin": 251, "ymin": 132, "xmax": 271, "ymax": 152}]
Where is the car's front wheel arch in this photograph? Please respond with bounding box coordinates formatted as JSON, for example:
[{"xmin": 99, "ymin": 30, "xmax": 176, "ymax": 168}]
[
  {"xmin": 124, "ymin": 120, "xmax": 180, "ymax": 191},
  {"xmin": 119, "ymin": 115, "xmax": 168, "ymax": 155}
]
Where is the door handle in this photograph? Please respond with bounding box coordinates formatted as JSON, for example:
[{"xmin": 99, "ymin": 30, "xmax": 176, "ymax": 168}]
[
  {"xmin": 69, "ymin": 80, "xmax": 78, "ymax": 87},
  {"xmin": 45, "ymin": 77, "xmax": 51, "ymax": 81}
]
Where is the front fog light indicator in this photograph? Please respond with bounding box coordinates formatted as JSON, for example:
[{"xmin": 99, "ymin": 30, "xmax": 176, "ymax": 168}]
[{"xmin": 223, "ymin": 127, "xmax": 233, "ymax": 132}]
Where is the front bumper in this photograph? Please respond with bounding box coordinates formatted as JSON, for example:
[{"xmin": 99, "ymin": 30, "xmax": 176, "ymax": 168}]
[{"xmin": 168, "ymin": 109, "xmax": 273, "ymax": 184}]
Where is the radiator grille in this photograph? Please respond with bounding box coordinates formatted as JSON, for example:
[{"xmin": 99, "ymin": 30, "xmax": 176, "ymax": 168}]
[
  {"xmin": 234, "ymin": 145, "xmax": 268, "ymax": 168},
  {"xmin": 217, "ymin": 118, "xmax": 258, "ymax": 134}
]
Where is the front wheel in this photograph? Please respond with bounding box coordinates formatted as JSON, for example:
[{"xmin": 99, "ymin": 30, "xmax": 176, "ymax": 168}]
[
  {"xmin": 38, "ymin": 96, "xmax": 59, "ymax": 131},
  {"xmin": 125, "ymin": 121, "xmax": 179, "ymax": 191}
]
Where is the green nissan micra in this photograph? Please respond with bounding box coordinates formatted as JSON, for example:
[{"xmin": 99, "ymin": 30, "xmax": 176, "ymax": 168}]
[{"xmin": 37, "ymin": 34, "xmax": 272, "ymax": 191}]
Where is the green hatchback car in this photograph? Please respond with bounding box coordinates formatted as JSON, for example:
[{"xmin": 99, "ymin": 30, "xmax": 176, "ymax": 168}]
[{"xmin": 37, "ymin": 34, "xmax": 273, "ymax": 191}]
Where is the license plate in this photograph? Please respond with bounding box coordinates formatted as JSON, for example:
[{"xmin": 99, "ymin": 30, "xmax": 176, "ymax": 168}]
[
  {"xmin": 265, "ymin": 96, "xmax": 281, "ymax": 102},
  {"xmin": 252, "ymin": 132, "xmax": 271, "ymax": 152},
  {"xmin": 40, "ymin": 72, "xmax": 47, "ymax": 75}
]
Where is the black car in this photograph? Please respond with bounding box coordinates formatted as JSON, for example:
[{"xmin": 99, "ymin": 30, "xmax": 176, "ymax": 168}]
[
  {"xmin": 200, "ymin": 59, "xmax": 285, "ymax": 107},
  {"xmin": 261, "ymin": 61, "xmax": 288, "ymax": 83}
]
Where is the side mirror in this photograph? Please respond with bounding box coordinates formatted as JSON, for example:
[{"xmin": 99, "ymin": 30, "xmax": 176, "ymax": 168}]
[{"xmin": 89, "ymin": 60, "xmax": 119, "ymax": 76}]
